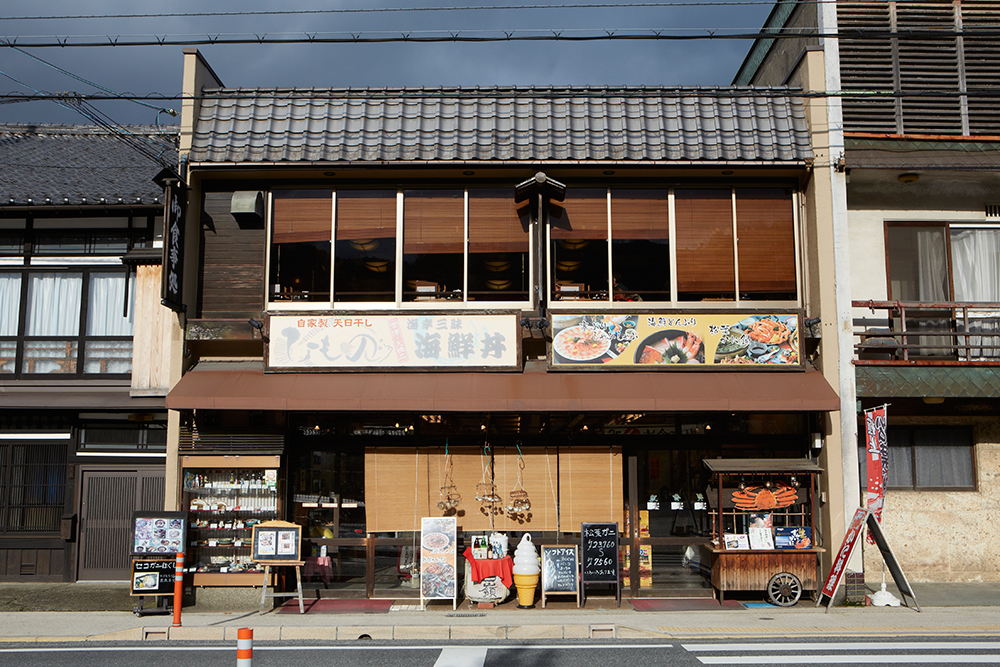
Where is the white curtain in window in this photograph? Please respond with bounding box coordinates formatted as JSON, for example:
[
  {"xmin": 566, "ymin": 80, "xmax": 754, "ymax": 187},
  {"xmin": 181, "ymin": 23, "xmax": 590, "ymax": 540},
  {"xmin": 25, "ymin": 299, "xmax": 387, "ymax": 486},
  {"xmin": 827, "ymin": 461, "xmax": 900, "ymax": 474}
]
[
  {"xmin": 951, "ymin": 229, "xmax": 1000, "ymax": 358},
  {"xmin": 25, "ymin": 273, "xmax": 82, "ymax": 336},
  {"xmin": 86, "ymin": 272, "xmax": 135, "ymax": 336},
  {"xmin": 0, "ymin": 274, "xmax": 21, "ymax": 336},
  {"xmin": 913, "ymin": 229, "xmax": 950, "ymax": 354}
]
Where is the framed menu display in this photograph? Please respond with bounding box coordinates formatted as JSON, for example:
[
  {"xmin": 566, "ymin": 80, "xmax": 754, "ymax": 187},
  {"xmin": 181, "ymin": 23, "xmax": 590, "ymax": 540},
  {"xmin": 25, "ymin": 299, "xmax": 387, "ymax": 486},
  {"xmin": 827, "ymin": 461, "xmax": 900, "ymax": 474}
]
[
  {"xmin": 130, "ymin": 558, "xmax": 177, "ymax": 596},
  {"xmin": 132, "ymin": 511, "xmax": 187, "ymax": 555},
  {"xmin": 251, "ymin": 520, "xmax": 302, "ymax": 562},
  {"xmin": 420, "ymin": 516, "xmax": 457, "ymax": 610}
]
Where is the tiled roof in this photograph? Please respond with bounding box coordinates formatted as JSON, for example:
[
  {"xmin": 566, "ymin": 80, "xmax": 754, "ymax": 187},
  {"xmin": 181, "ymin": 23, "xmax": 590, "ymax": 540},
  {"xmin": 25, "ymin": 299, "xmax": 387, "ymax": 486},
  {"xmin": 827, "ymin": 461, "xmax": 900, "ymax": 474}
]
[
  {"xmin": 190, "ymin": 86, "xmax": 813, "ymax": 165},
  {"xmin": 0, "ymin": 124, "xmax": 178, "ymax": 206}
]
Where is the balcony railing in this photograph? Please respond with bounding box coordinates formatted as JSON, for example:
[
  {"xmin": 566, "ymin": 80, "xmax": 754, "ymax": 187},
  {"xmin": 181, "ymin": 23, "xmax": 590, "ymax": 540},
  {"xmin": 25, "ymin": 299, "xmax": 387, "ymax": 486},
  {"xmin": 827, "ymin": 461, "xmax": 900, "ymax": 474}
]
[{"xmin": 853, "ymin": 300, "xmax": 1000, "ymax": 365}]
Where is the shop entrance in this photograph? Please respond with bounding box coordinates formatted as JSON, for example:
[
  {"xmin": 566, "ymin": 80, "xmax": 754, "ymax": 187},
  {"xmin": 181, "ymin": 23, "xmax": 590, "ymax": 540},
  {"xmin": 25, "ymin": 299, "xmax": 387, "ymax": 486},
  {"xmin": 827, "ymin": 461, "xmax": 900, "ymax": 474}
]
[{"xmin": 625, "ymin": 444, "xmax": 716, "ymax": 597}]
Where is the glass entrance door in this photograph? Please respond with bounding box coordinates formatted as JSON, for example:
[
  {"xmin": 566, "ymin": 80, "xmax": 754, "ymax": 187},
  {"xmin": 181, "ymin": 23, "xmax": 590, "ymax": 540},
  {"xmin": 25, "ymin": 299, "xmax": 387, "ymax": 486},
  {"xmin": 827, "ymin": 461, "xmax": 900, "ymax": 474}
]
[{"xmin": 627, "ymin": 446, "xmax": 715, "ymax": 597}]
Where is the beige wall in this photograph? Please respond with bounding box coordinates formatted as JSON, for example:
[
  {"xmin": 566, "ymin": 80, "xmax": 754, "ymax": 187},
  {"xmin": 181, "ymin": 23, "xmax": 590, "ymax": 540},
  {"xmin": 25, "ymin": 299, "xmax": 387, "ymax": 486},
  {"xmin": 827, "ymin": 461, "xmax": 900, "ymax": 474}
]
[{"xmin": 863, "ymin": 418, "xmax": 1000, "ymax": 582}]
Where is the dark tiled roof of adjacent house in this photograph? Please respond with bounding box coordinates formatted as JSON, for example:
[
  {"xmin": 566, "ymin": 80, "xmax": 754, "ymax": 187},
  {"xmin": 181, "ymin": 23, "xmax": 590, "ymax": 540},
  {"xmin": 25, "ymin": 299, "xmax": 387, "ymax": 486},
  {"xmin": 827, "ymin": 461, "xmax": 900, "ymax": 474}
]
[
  {"xmin": 0, "ymin": 124, "xmax": 178, "ymax": 206},
  {"xmin": 189, "ymin": 86, "xmax": 813, "ymax": 165}
]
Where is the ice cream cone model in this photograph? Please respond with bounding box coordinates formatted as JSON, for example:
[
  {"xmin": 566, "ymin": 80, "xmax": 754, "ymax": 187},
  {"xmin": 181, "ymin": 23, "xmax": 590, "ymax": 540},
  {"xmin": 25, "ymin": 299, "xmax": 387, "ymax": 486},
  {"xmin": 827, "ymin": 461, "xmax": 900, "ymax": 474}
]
[
  {"xmin": 513, "ymin": 572, "xmax": 539, "ymax": 607},
  {"xmin": 512, "ymin": 533, "xmax": 540, "ymax": 608}
]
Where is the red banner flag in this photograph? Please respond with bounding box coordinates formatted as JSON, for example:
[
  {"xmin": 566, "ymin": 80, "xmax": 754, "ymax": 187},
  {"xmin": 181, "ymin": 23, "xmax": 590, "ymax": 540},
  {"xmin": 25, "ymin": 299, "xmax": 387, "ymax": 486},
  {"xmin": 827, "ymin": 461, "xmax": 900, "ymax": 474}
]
[{"xmin": 864, "ymin": 405, "xmax": 888, "ymax": 544}]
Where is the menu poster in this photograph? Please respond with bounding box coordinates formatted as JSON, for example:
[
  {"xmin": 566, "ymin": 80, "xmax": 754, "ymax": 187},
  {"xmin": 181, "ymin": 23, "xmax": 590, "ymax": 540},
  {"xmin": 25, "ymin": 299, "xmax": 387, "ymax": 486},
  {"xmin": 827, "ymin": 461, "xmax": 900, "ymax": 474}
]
[
  {"xmin": 580, "ymin": 522, "xmax": 621, "ymax": 607},
  {"xmin": 132, "ymin": 511, "xmax": 187, "ymax": 555},
  {"xmin": 541, "ymin": 545, "xmax": 580, "ymax": 608},
  {"xmin": 130, "ymin": 558, "xmax": 176, "ymax": 596},
  {"xmin": 549, "ymin": 312, "xmax": 801, "ymax": 368},
  {"xmin": 420, "ymin": 516, "xmax": 457, "ymax": 610},
  {"xmin": 252, "ymin": 521, "xmax": 302, "ymax": 562}
]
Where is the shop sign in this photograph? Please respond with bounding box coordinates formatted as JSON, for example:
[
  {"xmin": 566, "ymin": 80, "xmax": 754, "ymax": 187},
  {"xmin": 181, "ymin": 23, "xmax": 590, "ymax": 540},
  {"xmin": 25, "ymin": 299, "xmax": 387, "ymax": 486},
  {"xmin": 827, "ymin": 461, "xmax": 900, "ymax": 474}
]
[
  {"xmin": 549, "ymin": 311, "xmax": 802, "ymax": 369},
  {"xmin": 266, "ymin": 312, "xmax": 520, "ymax": 371}
]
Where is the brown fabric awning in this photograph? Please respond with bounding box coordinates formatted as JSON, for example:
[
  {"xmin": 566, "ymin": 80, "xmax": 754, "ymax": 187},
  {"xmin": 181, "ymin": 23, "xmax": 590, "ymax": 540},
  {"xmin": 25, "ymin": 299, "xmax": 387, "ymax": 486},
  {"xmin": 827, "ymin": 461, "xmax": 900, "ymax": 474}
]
[{"xmin": 166, "ymin": 362, "xmax": 840, "ymax": 412}]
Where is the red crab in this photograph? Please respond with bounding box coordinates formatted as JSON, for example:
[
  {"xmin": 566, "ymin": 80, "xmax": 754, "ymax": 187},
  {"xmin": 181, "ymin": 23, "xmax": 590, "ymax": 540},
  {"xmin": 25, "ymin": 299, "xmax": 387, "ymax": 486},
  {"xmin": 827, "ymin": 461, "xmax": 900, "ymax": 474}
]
[{"xmin": 731, "ymin": 482, "xmax": 798, "ymax": 511}]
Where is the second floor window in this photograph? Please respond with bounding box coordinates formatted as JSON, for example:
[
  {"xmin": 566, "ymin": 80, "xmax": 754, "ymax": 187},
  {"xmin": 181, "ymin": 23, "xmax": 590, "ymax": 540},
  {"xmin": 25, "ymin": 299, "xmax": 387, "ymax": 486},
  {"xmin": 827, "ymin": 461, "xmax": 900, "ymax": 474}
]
[{"xmin": 0, "ymin": 269, "xmax": 134, "ymax": 376}]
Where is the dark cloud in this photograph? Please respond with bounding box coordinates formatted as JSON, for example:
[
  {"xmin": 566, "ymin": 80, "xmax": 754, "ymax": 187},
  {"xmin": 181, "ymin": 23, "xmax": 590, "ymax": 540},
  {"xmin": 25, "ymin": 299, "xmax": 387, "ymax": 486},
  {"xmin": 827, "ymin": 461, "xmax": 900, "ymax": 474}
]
[{"xmin": 1, "ymin": 1, "xmax": 775, "ymax": 126}]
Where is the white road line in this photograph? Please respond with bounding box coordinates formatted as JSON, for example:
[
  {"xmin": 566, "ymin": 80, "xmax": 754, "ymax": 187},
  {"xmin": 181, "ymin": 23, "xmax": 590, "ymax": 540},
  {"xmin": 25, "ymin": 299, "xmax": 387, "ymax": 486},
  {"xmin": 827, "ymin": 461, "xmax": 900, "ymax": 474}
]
[
  {"xmin": 0, "ymin": 644, "xmax": 673, "ymax": 654},
  {"xmin": 434, "ymin": 647, "xmax": 489, "ymax": 667},
  {"xmin": 685, "ymin": 643, "xmax": 1000, "ymax": 651},
  {"xmin": 696, "ymin": 655, "xmax": 1000, "ymax": 664}
]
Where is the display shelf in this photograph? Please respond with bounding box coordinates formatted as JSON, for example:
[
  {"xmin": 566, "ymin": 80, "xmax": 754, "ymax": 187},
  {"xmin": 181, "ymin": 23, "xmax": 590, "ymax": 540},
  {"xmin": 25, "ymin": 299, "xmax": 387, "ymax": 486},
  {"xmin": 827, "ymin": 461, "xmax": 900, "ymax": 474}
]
[{"xmin": 183, "ymin": 465, "xmax": 281, "ymax": 575}]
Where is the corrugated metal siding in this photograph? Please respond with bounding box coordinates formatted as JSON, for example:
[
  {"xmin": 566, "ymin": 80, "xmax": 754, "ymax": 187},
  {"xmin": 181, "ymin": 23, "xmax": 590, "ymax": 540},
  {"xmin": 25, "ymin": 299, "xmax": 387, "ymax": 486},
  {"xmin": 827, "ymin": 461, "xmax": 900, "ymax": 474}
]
[{"xmin": 189, "ymin": 87, "xmax": 813, "ymax": 165}]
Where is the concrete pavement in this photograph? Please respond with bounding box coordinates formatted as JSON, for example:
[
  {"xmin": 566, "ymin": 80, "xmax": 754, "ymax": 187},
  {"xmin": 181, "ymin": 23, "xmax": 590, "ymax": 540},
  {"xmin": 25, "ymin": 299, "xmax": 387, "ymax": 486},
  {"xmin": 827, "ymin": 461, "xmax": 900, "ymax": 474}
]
[{"xmin": 0, "ymin": 581, "xmax": 998, "ymax": 643}]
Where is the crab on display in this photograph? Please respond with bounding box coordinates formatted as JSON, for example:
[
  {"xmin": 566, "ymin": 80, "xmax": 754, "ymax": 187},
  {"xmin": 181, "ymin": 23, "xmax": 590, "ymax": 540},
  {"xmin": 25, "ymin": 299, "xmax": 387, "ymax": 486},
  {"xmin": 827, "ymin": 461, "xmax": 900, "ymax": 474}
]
[{"xmin": 731, "ymin": 481, "xmax": 798, "ymax": 511}]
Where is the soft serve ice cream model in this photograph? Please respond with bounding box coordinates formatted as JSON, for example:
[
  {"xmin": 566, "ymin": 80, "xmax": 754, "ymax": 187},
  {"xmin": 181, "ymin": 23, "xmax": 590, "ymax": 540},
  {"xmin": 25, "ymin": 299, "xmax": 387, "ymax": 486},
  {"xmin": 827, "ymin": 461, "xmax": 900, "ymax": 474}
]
[{"xmin": 512, "ymin": 533, "xmax": 540, "ymax": 608}]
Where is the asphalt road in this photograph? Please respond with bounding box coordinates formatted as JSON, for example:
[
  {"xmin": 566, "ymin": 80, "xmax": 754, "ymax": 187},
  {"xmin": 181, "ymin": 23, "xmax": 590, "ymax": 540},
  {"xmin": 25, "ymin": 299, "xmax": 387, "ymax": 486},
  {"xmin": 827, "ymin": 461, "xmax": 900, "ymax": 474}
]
[{"xmin": 2, "ymin": 638, "xmax": 1000, "ymax": 667}]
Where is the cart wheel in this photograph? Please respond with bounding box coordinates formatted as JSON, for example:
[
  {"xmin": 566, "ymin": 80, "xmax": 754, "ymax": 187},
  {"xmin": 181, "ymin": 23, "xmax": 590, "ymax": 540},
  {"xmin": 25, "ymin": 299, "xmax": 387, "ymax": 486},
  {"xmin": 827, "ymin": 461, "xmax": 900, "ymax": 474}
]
[{"xmin": 767, "ymin": 572, "xmax": 802, "ymax": 607}]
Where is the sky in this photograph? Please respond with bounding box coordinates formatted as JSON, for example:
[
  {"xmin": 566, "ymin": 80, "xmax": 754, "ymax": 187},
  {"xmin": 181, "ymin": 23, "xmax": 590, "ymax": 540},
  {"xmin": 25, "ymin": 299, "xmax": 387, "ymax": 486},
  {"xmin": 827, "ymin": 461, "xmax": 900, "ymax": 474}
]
[{"xmin": 0, "ymin": 0, "xmax": 779, "ymax": 127}]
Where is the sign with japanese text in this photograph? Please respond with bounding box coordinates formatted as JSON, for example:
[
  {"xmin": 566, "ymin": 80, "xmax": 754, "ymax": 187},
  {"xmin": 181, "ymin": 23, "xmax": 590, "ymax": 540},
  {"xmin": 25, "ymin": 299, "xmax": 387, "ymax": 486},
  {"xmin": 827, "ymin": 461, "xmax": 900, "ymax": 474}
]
[
  {"xmin": 818, "ymin": 507, "xmax": 870, "ymax": 604},
  {"xmin": 865, "ymin": 405, "xmax": 889, "ymax": 545},
  {"xmin": 549, "ymin": 312, "xmax": 801, "ymax": 368},
  {"xmin": 159, "ymin": 179, "xmax": 186, "ymax": 313},
  {"xmin": 266, "ymin": 312, "xmax": 520, "ymax": 370},
  {"xmin": 420, "ymin": 516, "xmax": 457, "ymax": 610}
]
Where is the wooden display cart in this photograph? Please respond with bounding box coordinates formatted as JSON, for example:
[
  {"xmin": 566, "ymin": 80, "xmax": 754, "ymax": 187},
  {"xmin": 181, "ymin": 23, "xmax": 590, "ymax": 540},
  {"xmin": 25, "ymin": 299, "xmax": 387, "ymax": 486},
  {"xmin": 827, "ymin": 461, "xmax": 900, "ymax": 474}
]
[{"xmin": 703, "ymin": 458, "xmax": 825, "ymax": 606}]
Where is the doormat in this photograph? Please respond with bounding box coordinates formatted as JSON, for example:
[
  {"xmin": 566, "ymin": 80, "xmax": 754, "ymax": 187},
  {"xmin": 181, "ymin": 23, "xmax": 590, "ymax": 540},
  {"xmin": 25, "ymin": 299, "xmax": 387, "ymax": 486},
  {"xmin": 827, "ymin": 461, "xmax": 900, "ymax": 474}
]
[
  {"xmin": 278, "ymin": 598, "xmax": 394, "ymax": 614},
  {"xmin": 628, "ymin": 598, "xmax": 744, "ymax": 612}
]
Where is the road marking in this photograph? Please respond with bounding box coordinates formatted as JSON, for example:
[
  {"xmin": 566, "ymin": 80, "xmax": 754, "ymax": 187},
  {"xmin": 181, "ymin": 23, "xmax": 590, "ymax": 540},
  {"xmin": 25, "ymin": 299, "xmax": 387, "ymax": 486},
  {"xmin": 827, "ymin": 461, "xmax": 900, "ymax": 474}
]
[
  {"xmin": 696, "ymin": 656, "xmax": 1000, "ymax": 664},
  {"xmin": 0, "ymin": 644, "xmax": 673, "ymax": 653},
  {"xmin": 434, "ymin": 647, "xmax": 488, "ymax": 667},
  {"xmin": 686, "ymin": 642, "xmax": 1000, "ymax": 651}
]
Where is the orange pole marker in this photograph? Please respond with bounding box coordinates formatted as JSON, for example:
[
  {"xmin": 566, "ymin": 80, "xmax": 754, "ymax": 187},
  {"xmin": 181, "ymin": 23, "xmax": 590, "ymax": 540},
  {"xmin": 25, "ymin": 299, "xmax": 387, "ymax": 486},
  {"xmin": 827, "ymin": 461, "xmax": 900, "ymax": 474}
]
[
  {"xmin": 172, "ymin": 552, "xmax": 184, "ymax": 627},
  {"xmin": 237, "ymin": 627, "xmax": 253, "ymax": 667}
]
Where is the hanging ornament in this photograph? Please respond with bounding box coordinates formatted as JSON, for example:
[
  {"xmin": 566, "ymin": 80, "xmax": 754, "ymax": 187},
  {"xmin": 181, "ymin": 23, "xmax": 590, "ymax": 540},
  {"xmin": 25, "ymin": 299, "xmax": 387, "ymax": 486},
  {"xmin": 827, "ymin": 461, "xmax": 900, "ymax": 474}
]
[
  {"xmin": 436, "ymin": 440, "xmax": 462, "ymax": 512},
  {"xmin": 476, "ymin": 443, "xmax": 501, "ymax": 509},
  {"xmin": 506, "ymin": 443, "xmax": 532, "ymax": 516}
]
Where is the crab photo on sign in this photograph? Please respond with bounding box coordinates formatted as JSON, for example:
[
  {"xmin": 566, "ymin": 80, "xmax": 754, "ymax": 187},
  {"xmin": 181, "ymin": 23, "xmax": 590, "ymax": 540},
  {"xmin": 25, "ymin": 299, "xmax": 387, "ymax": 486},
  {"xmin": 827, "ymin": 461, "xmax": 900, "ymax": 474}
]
[{"xmin": 731, "ymin": 482, "xmax": 798, "ymax": 511}]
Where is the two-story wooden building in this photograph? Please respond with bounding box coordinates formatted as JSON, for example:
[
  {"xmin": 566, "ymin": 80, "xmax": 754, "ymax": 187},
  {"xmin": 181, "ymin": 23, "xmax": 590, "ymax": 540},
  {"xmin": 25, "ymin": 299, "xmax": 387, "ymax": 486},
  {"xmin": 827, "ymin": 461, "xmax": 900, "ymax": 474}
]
[
  {"xmin": 162, "ymin": 49, "xmax": 847, "ymax": 603},
  {"xmin": 737, "ymin": 0, "xmax": 1000, "ymax": 584}
]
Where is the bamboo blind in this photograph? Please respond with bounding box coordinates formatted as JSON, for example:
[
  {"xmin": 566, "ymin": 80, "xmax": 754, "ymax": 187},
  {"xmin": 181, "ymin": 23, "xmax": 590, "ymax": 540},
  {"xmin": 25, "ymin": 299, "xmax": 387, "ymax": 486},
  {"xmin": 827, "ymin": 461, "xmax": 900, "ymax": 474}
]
[
  {"xmin": 550, "ymin": 189, "xmax": 608, "ymax": 240},
  {"xmin": 735, "ymin": 188, "xmax": 796, "ymax": 293},
  {"xmin": 402, "ymin": 190, "xmax": 464, "ymax": 254},
  {"xmin": 674, "ymin": 189, "xmax": 735, "ymax": 295},
  {"xmin": 468, "ymin": 189, "xmax": 531, "ymax": 254},
  {"xmin": 335, "ymin": 191, "xmax": 396, "ymax": 240},
  {"xmin": 557, "ymin": 446, "xmax": 624, "ymax": 529},
  {"xmin": 271, "ymin": 193, "xmax": 333, "ymax": 244},
  {"xmin": 366, "ymin": 446, "xmax": 615, "ymax": 533},
  {"xmin": 610, "ymin": 189, "xmax": 670, "ymax": 240}
]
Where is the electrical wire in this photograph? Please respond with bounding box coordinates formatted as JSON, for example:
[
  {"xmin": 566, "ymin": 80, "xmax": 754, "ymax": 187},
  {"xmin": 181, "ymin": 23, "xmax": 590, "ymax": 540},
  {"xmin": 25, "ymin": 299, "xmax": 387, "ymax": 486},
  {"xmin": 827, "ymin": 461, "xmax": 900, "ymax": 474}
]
[
  {"xmin": 2, "ymin": 2, "xmax": 816, "ymax": 22},
  {"xmin": 2, "ymin": 26, "xmax": 996, "ymax": 48}
]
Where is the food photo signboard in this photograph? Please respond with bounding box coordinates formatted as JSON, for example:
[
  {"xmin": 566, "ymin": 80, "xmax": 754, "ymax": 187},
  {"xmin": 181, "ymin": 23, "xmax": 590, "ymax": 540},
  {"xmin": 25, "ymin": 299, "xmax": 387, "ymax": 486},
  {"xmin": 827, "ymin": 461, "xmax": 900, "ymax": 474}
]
[
  {"xmin": 130, "ymin": 558, "xmax": 177, "ymax": 596},
  {"xmin": 252, "ymin": 520, "xmax": 302, "ymax": 562},
  {"xmin": 420, "ymin": 516, "xmax": 458, "ymax": 610},
  {"xmin": 132, "ymin": 511, "xmax": 187, "ymax": 555},
  {"xmin": 549, "ymin": 312, "xmax": 802, "ymax": 369}
]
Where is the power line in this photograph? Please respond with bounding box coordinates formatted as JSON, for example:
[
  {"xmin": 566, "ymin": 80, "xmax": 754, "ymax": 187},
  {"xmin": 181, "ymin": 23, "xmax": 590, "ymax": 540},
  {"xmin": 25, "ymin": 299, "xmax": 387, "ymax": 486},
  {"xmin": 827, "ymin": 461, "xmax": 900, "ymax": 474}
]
[
  {"xmin": 2, "ymin": 2, "xmax": 810, "ymax": 22},
  {"xmin": 3, "ymin": 27, "xmax": 999, "ymax": 48}
]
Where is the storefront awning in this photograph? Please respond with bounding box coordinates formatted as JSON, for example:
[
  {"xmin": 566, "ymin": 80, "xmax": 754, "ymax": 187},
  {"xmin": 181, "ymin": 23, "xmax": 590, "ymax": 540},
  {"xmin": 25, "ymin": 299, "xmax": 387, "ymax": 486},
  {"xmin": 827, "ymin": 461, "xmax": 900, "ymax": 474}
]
[{"xmin": 166, "ymin": 362, "xmax": 840, "ymax": 412}]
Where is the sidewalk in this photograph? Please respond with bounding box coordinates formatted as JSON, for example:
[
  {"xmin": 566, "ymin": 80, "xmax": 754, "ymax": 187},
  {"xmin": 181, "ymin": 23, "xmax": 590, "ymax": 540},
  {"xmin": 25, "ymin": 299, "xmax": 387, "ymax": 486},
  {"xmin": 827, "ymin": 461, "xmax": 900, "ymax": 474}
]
[{"xmin": 0, "ymin": 581, "xmax": 998, "ymax": 643}]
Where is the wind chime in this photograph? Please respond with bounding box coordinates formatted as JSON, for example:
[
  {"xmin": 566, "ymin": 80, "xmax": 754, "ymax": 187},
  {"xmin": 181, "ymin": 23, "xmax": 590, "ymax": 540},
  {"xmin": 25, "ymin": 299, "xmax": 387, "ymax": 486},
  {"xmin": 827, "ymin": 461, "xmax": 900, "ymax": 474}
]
[
  {"xmin": 436, "ymin": 440, "xmax": 462, "ymax": 513},
  {"xmin": 506, "ymin": 443, "xmax": 532, "ymax": 518}
]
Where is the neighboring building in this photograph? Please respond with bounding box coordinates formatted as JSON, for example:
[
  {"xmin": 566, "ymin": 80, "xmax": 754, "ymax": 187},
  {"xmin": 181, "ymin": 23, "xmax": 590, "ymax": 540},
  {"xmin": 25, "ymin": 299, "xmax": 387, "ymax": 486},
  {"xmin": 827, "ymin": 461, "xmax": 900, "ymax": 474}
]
[
  {"xmin": 736, "ymin": 0, "xmax": 1000, "ymax": 583},
  {"xmin": 159, "ymin": 49, "xmax": 848, "ymax": 604},
  {"xmin": 0, "ymin": 124, "xmax": 177, "ymax": 581}
]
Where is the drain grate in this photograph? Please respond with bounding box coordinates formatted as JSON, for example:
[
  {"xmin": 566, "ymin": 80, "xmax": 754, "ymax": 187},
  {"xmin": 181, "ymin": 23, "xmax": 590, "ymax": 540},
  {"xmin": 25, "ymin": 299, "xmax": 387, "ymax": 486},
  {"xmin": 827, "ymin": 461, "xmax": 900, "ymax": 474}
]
[{"xmin": 446, "ymin": 612, "xmax": 487, "ymax": 617}]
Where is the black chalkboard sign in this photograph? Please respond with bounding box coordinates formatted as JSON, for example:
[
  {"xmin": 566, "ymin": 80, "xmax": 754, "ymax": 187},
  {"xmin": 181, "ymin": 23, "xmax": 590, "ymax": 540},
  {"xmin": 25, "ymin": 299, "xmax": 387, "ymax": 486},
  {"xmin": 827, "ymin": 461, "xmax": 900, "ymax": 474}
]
[
  {"xmin": 541, "ymin": 545, "xmax": 580, "ymax": 608},
  {"xmin": 130, "ymin": 558, "xmax": 176, "ymax": 596},
  {"xmin": 580, "ymin": 522, "xmax": 620, "ymax": 607}
]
